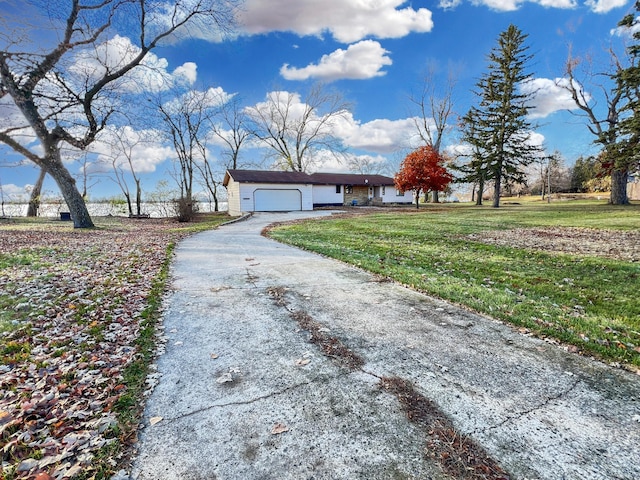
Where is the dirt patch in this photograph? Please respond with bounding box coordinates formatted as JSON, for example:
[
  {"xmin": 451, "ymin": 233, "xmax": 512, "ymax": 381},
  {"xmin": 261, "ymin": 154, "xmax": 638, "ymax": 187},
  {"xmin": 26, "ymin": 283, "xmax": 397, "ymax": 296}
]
[
  {"xmin": 380, "ymin": 377, "xmax": 510, "ymax": 480},
  {"xmin": 467, "ymin": 227, "xmax": 640, "ymax": 262},
  {"xmin": 266, "ymin": 286, "xmax": 364, "ymax": 370},
  {"xmin": 290, "ymin": 310, "xmax": 365, "ymax": 370}
]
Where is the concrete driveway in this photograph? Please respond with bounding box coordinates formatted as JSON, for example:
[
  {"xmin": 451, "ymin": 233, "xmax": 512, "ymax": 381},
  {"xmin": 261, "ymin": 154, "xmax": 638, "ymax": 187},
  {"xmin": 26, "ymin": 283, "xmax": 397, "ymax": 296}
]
[{"xmin": 129, "ymin": 211, "xmax": 640, "ymax": 480}]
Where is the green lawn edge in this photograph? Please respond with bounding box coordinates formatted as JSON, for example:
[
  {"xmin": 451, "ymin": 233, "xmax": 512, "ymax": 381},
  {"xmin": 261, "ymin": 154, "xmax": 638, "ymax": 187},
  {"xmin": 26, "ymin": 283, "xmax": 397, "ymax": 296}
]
[{"xmin": 267, "ymin": 202, "xmax": 640, "ymax": 370}]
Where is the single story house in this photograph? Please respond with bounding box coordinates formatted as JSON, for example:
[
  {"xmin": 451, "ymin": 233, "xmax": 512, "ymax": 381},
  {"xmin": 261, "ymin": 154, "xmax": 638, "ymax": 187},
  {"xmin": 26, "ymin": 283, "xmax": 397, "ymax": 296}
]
[{"xmin": 223, "ymin": 169, "xmax": 413, "ymax": 216}]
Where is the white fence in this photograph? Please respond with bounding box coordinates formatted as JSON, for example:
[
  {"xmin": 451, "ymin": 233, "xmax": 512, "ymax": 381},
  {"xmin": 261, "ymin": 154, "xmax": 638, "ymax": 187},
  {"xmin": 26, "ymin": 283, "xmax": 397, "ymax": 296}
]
[{"xmin": 0, "ymin": 200, "xmax": 228, "ymax": 219}]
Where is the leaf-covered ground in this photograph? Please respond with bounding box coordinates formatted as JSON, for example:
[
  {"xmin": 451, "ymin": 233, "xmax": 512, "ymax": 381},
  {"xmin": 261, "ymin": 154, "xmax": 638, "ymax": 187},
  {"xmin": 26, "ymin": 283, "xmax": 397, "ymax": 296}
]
[
  {"xmin": 467, "ymin": 227, "xmax": 640, "ymax": 262},
  {"xmin": 0, "ymin": 218, "xmax": 194, "ymax": 479}
]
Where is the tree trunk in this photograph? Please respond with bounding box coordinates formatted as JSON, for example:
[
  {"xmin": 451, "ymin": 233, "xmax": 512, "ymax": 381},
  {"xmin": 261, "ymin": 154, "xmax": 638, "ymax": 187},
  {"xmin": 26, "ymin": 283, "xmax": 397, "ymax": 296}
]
[
  {"xmin": 492, "ymin": 169, "xmax": 502, "ymax": 208},
  {"xmin": 125, "ymin": 192, "xmax": 133, "ymax": 217},
  {"xmin": 135, "ymin": 178, "xmax": 142, "ymax": 216},
  {"xmin": 27, "ymin": 168, "xmax": 46, "ymax": 217},
  {"xmin": 213, "ymin": 184, "xmax": 219, "ymax": 212},
  {"xmin": 476, "ymin": 177, "xmax": 484, "ymax": 206},
  {"xmin": 415, "ymin": 189, "xmax": 420, "ymax": 209},
  {"xmin": 46, "ymin": 151, "xmax": 94, "ymax": 228},
  {"xmin": 609, "ymin": 168, "xmax": 629, "ymax": 205},
  {"xmin": 432, "ymin": 190, "xmax": 440, "ymax": 203}
]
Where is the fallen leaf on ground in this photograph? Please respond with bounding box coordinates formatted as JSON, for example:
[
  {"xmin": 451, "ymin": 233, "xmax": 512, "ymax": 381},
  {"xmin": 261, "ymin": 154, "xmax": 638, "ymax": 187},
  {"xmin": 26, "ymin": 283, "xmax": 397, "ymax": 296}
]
[
  {"xmin": 0, "ymin": 218, "xmax": 193, "ymax": 476},
  {"xmin": 149, "ymin": 416, "xmax": 163, "ymax": 426},
  {"xmin": 210, "ymin": 353, "xmax": 219, "ymax": 359},
  {"xmin": 295, "ymin": 358, "xmax": 311, "ymax": 366},
  {"xmin": 216, "ymin": 373, "xmax": 233, "ymax": 384},
  {"xmin": 35, "ymin": 473, "xmax": 54, "ymax": 480},
  {"xmin": 271, "ymin": 423, "xmax": 289, "ymax": 435}
]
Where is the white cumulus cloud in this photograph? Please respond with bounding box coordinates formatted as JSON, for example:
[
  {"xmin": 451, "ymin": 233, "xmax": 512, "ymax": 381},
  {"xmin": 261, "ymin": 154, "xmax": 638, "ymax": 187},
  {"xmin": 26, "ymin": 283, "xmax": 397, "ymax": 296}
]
[
  {"xmin": 459, "ymin": 0, "xmax": 576, "ymax": 11},
  {"xmin": 611, "ymin": 15, "xmax": 640, "ymax": 36},
  {"xmin": 280, "ymin": 40, "xmax": 392, "ymax": 81},
  {"xmin": 240, "ymin": 0, "xmax": 434, "ymax": 43},
  {"xmin": 90, "ymin": 125, "xmax": 175, "ymax": 174},
  {"xmin": 0, "ymin": 183, "xmax": 31, "ymax": 202},
  {"xmin": 162, "ymin": 87, "xmax": 234, "ymax": 115},
  {"xmin": 586, "ymin": 0, "xmax": 628, "ymax": 14},
  {"xmin": 334, "ymin": 113, "xmax": 417, "ymax": 154},
  {"xmin": 172, "ymin": 62, "xmax": 198, "ymax": 85},
  {"xmin": 521, "ymin": 77, "xmax": 586, "ymax": 119},
  {"xmin": 246, "ymin": 92, "xmax": 418, "ymax": 155}
]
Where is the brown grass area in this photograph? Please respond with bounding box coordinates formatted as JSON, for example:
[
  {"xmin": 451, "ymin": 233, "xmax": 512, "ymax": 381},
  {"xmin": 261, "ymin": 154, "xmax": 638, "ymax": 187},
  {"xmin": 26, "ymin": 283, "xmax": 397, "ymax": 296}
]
[{"xmin": 468, "ymin": 227, "xmax": 640, "ymax": 262}]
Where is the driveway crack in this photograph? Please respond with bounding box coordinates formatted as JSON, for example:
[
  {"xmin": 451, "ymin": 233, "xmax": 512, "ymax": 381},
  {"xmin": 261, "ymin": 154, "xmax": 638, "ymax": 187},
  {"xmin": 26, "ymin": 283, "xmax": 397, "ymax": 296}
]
[
  {"xmin": 160, "ymin": 373, "xmax": 350, "ymax": 424},
  {"xmin": 474, "ymin": 378, "xmax": 582, "ymax": 434}
]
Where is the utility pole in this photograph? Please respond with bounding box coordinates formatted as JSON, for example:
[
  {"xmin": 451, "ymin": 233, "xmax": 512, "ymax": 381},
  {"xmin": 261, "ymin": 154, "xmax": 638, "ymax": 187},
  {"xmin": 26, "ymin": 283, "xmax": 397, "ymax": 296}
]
[{"xmin": 547, "ymin": 158, "xmax": 551, "ymax": 204}]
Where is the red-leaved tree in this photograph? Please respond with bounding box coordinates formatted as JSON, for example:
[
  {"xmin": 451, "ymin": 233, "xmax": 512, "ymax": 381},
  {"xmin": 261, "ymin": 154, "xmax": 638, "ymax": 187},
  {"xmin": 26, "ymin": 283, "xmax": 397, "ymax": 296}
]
[{"xmin": 395, "ymin": 146, "xmax": 453, "ymax": 209}]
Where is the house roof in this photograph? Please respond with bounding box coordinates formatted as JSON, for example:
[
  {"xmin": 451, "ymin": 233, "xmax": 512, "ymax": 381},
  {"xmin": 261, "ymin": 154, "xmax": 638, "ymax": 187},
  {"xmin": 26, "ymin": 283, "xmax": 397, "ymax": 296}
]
[
  {"xmin": 224, "ymin": 169, "xmax": 396, "ymax": 187},
  {"xmin": 223, "ymin": 169, "xmax": 313, "ymax": 186},
  {"xmin": 309, "ymin": 173, "xmax": 395, "ymax": 186}
]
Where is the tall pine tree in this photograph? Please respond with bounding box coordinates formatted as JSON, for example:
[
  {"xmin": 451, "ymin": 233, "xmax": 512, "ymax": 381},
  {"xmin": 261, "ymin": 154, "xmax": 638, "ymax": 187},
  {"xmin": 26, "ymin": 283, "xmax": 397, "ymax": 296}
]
[
  {"xmin": 463, "ymin": 24, "xmax": 542, "ymax": 208},
  {"xmin": 459, "ymin": 109, "xmax": 491, "ymax": 205}
]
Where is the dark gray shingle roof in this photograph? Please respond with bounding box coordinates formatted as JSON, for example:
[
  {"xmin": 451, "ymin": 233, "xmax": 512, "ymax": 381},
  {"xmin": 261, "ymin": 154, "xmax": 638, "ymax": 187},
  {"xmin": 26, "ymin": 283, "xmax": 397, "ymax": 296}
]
[
  {"xmin": 224, "ymin": 169, "xmax": 313, "ymax": 186},
  {"xmin": 224, "ymin": 169, "xmax": 396, "ymax": 187},
  {"xmin": 309, "ymin": 173, "xmax": 395, "ymax": 186}
]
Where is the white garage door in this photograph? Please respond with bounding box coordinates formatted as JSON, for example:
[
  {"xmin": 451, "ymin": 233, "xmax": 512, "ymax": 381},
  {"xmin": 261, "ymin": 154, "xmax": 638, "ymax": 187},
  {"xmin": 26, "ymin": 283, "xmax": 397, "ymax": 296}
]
[{"xmin": 254, "ymin": 189, "xmax": 302, "ymax": 211}]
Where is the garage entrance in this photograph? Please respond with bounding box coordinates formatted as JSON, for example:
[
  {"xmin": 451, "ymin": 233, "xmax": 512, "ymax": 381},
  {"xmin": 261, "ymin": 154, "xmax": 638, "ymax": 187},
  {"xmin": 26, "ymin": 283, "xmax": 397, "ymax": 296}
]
[{"xmin": 254, "ymin": 189, "xmax": 302, "ymax": 212}]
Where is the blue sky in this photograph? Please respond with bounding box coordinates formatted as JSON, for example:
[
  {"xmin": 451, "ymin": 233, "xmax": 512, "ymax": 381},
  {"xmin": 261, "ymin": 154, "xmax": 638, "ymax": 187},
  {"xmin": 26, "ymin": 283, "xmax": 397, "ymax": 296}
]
[{"xmin": 0, "ymin": 0, "xmax": 637, "ymax": 202}]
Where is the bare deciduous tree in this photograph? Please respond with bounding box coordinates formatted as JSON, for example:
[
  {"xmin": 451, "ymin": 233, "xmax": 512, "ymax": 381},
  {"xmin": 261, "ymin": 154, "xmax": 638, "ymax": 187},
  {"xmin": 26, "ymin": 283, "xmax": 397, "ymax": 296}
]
[
  {"xmin": 410, "ymin": 66, "xmax": 457, "ymax": 202},
  {"xmin": 0, "ymin": 0, "xmax": 238, "ymax": 227},
  {"xmin": 560, "ymin": 47, "xmax": 629, "ymax": 204},
  {"xmin": 101, "ymin": 126, "xmax": 156, "ymax": 217},
  {"xmin": 155, "ymin": 88, "xmax": 228, "ymax": 219},
  {"xmin": 209, "ymin": 95, "xmax": 252, "ymax": 170},
  {"xmin": 248, "ymin": 84, "xmax": 351, "ymax": 172},
  {"xmin": 410, "ymin": 65, "xmax": 457, "ymax": 153}
]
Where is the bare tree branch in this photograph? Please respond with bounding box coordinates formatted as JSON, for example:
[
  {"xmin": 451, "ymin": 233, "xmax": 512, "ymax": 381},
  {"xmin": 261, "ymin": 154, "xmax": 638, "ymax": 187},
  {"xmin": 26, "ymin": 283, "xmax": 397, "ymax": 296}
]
[
  {"xmin": 248, "ymin": 84, "xmax": 351, "ymax": 172},
  {"xmin": 0, "ymin": 0, "xmax": 239, "ymax": 227}
]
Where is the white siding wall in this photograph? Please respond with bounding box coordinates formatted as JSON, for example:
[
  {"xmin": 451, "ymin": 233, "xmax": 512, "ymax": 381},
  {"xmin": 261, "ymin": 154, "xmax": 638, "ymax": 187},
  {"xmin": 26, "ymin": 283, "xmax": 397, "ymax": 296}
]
[
  {"xmin": 226, "ymin": 178, "xmax": 242, "ymax": 216},
  {"xmin": 226, "ymin": 177, "xmax": 412, "ymax": 216},
  {"xmin": 237, "ymin": 183, "xmax": 314, "ymax": 213},
  {"xmin": 380, "ymin": 185, "xmax": 413, "ymax": 204},
  {"xmin": 312, "ymin": 185, "xmax": 343, "ymax": 205}
]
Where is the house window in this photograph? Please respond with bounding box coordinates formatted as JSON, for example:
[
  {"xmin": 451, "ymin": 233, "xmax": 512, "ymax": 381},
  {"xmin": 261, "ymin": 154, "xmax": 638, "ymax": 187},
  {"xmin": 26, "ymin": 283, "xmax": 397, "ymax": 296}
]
[
  {"xmin": 382, "ymin": 186, "xmax": 386, "ymax": 195},
  {"xmin": 345, "ymin": 185, "xmax": 353, "ymax": 194},
  {"xmin": 336, "ymin": 185, "xmax": 341, "ymax": 194},
  {"xmin": 396, "ymin": 189, "xmax": 404, "ymax": 196}
]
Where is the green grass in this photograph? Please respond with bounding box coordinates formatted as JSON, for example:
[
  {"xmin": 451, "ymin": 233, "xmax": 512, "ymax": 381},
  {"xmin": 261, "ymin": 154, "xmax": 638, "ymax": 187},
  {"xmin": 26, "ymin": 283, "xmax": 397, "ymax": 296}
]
[{"xmin": 268, "ymin": 201, "xmax": 640, "ymax": 369}]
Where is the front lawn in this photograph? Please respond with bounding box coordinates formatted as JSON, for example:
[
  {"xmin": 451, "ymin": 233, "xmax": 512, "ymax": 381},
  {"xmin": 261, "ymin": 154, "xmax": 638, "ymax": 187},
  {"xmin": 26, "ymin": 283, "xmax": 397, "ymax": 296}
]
[
  {"xmin": 0, "ymin": 213, "xmax": 228, "ymax": 479},
  {"xmin": 267, "ymin": 201, "xmax": 640, "ymax": 370}
]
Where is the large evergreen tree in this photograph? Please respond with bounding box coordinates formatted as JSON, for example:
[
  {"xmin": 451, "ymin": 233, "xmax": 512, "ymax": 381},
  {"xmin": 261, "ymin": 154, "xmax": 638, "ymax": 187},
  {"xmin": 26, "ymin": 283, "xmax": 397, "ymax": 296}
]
[
  {"xmin": 462, "ymin": 24, "xmax": 542, "ymax": 208},
  {"xmin": 458, "ymin": 109, "xmax": 492, "ymax": 205}
]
